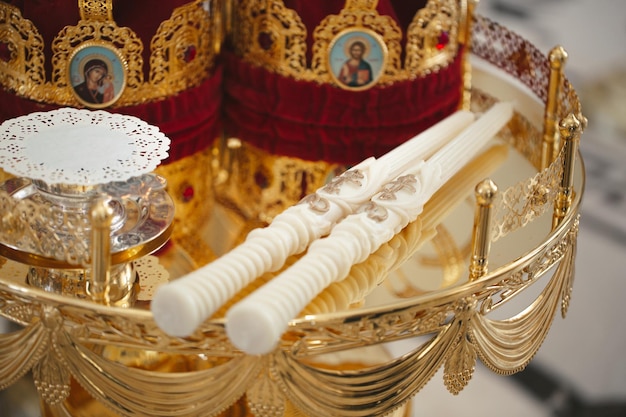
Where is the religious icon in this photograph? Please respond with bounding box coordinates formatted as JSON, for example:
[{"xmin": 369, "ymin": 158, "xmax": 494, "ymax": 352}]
[
  {"xmin": 328, "ymin": 28, "xmax": 387, "ymax": 91},
  {"xmin": 68, "ymin": 42, "xmax": 126, "ymax": 108}
]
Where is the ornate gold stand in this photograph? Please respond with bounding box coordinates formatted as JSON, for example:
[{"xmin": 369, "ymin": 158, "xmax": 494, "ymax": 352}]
[{"xmin": 0, "ymin": 14, "xmax": 585, "ymax": 417}]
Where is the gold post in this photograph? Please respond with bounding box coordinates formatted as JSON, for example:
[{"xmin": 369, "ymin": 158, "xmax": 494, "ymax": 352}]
[
  {"xmin": 541, "ymin": 46, "xmax": 568, "ymax": 170},
  {"xmin": 89, "ymin": 196, "xmax": 114, "ymax": 304},
  {"xmin": 224, "ymin": 137, "xmax": 243, "ymax": 186},
  {"xmin": 211, "ymin": 0, "xmax": 227, "ymax": 55},
  {"xmin": 469, "ymin": 178, "xmax": 497, "ymax": 281},
  {"xmin": 552, "ymin": 113, "xmax": 583, "ymax": 228},
  {"xmin": 459, "ymin": 0, "xmax": 479, "ymax": 111}
]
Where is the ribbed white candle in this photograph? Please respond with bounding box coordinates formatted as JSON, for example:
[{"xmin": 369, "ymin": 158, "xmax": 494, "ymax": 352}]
[
  {"xmin": 225, "ymin": 102, "xmax": 513, "ymax": 355},
  {"xmin": 151, "ymin": 110, "xmax": 475, "ymax": 337}
]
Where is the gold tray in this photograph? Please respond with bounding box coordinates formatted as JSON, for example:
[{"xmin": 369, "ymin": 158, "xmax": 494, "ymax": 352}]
[{"xmin": 0, "ymin": 15, "xmax": 585, "ymax": 417}]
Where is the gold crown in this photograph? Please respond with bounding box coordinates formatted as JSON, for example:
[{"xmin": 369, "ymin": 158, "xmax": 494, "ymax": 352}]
[
  {"xmin": 230, "ymin": 0, "xmax": 465, "ymax": 89},
  {"xmin": 0, "ymin": 0, "xmax": 222, "ymax": 109}
]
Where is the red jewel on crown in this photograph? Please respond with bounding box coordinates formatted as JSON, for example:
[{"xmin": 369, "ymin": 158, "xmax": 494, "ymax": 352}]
[
  {"xmin": 436, "ymin": 31, "xmax": 450, "ymax": 50},
  {"xmin": 183, "ymin": 45, "xmax": 197, "ymax": 62},
  {"xmin": 181, "ymin": 184, "xmax": 195, "ymax": 202},
  {"xmin": 258, "ymin": 32, "xmax": 274, "ymax": 51}
]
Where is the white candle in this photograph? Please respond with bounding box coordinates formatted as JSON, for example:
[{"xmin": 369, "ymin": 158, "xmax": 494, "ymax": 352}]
[
  {"xmin": 225, "ymin": 102, "xmax": 513, "ymax": 355},
  {"xmin": 303, "ymin": 143, "xmax": 509, "ymax": 315},
  {"xmin": 150, "ymin": 110, "xmax": 475, "ymax": 337}
]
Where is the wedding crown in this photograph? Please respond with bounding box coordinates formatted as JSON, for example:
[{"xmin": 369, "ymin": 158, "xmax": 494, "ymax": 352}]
[
  {"xmin": 230, "ymin": 0, "xmax": 464, "ymax": 89},
  {"xmin": 220, "ymin": 0, "xmax": 472, "ymax": 169},
  {"xmin": 0, "ymin": 0, "xmax": 221, "ymax": 109}
]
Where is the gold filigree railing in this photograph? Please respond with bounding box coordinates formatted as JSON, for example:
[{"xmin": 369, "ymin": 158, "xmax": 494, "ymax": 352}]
[{"xmin": 0, "ymin": 213, "xmax": 579, "ymax": 416}]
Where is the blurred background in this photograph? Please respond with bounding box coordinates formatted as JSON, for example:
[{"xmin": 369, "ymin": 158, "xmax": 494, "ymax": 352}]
[
  {"xmin": 409, "ymin": 0, "xmax": 626, "ymax": 415},
  {"xmin": 1, "ymin": 0, "xmax": 625, "ymax": 416}
]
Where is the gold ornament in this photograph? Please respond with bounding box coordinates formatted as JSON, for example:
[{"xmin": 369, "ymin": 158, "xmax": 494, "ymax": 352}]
[{"xmin": 0, "ymin": 0, "xmax": 221, "ymax": 108}]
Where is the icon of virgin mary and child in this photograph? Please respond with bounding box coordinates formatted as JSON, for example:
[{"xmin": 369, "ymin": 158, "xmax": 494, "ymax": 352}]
[{"xmin": 73, "ymin": 58, "xmax": 115, "ymax": 105}]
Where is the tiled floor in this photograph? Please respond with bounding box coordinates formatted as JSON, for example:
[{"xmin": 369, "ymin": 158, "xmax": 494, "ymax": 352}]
[{"xmin": 2, "ymin": 1, "xmax": 626, "ymax": 416}]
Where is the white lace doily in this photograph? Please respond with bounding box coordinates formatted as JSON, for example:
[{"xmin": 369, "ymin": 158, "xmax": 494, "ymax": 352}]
[{"xmin": 0, "ymin": 108, "xmax": 170, "ymax": 185}]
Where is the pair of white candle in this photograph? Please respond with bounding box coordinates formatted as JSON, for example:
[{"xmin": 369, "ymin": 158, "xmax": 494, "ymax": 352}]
[
  {"xmin": 151, "ymin": 103, "xmax": 512, "ymax": 348},
  {"xmin": 225, "ymin": 102, "xmax": 513, "ymax": 354}
]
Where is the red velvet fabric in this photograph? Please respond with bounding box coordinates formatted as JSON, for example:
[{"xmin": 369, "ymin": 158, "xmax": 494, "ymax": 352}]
[
  {"xmin": 222, "ymin": 49, "xmax": 463, "ymax": 165},
  {"xmin": 0, "ymin": 66, "xmax": 223, "ymax": 164}
]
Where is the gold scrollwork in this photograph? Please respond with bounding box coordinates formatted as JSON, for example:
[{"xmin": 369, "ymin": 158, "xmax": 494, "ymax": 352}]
[
  {"xmin": 405, "ymin": 0, "xmax": 460, "ymax": 75},
  {"xmin": 0, "ymin": 5, "xmax": 46, "ymax": 97},
  {"xmin": 78, "ymin": 0, "xmax": 113, "ymax": 21}
]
